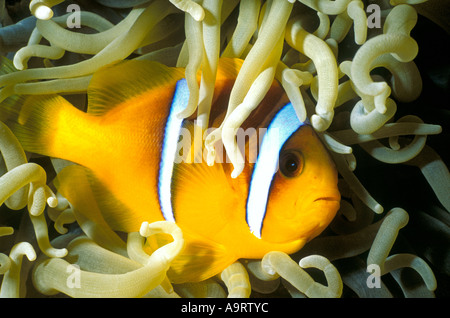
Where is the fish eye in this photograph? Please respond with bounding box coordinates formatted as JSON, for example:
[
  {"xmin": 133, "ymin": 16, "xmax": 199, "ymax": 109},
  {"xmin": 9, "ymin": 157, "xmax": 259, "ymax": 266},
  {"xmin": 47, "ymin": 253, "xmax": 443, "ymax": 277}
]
[{"xmin": 279, "ymin": 150, "xmax": 304, "ymax": 178}]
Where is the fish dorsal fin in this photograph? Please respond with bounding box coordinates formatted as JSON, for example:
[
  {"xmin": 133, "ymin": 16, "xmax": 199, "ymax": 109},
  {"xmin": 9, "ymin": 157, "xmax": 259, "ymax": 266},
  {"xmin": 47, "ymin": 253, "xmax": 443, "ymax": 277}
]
[
  {"xmin": 86, "ymin": 57, "xmax": 243, "ymax": 116},
  {"xmin": 87, "ymin": 60, "xmax": 184, "ymax": 115},
  {"xmin": 205, "ymin": 58, "xmax": 244, "ymax": 124},
  {"xmin": 215, "ymin": 57, "xmax": 244, "ymax": 82}
]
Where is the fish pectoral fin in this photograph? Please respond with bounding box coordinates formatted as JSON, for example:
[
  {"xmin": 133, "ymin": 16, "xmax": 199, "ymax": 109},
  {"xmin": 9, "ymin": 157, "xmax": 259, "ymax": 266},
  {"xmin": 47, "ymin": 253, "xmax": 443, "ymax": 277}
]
[
  {"xmin": 146, "ymin": 230, "xmax": 236, "ymax": 284},
  {"xmin": 56, "ymin": 164, "xmax": 148, "ymax": 234},
  {"xmin": 53, "ymin": 165, "xmax": 127, "ymax": 252}
]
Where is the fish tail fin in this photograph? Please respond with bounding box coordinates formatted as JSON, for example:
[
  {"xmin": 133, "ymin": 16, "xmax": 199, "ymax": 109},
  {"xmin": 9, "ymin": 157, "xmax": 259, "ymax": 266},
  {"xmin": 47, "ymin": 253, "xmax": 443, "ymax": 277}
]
[
  {"xmin": 0, "ymin": 57, "xmax": 24, "ymax": 124},
  {"xmin": 1, "ymin": 94, "xmax": 81, "ymax": 157},
  {"xmin": 0, "ymin": 57, "xmax": 85, "ymax": 158}
]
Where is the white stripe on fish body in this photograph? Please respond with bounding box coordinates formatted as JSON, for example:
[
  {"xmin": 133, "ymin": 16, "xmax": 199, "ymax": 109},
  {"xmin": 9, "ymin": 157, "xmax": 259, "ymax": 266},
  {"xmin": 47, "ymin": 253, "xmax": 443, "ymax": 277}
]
[
  {"xmin": 158, "ymin": 79, "xmax": 189, "ymax": 223},
  {"xmin": 246, "ymin": 102, "xmax": 305, "ymax": 239}
]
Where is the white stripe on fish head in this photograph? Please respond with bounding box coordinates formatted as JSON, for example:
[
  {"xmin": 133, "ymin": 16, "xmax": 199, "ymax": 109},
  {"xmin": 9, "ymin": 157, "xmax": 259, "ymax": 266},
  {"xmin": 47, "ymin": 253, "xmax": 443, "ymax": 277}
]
[{"xmin": 246, "ymin": 102, "xmax": 305, "ymax": 239}]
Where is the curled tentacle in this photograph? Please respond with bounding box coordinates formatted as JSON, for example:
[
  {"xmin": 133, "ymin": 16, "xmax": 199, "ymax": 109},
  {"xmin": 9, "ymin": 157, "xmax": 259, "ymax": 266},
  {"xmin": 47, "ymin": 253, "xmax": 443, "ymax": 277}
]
[
  {"xmin": 331, "ymin": 151, "xmax": 384, "ymax": 214},
  {"xmin": 0, "ymin": 121, "xmax": 28, "ymax": 210},
  {"xmin": 29, "ymin": 0, "xmax": 65, "ymax": 20},
  {"xmin": 330, "ymin": 10, "xmax": 352, "ymax": 43},
  {"xmin": 175, "ymin": 12, "xmax": 202, "ymax": 119},
  {"xmin": 30, "ymin": 212, "xmax": 67, "ymax": 258},
  {"xmin": 313, "ymin": 11, "xmax": 330, "ymax": 39},
  {"xmin": 347, "ymin": 0, "xmax": 367, "ymax": 45},
  {"xmin": 0, "ymin": 253, "xmax": 11, "ymax": 275},
  {"xmin": 350, "ymin": 98, "xmax": 397, "ymax": 135},
  {"xmin": 54, "ymin": 208, "xmax": 76, "ymax": 234},
  {"xmin": 359, "ymin": 115, "xmax": 441, "ymax": 164},
  {"xmin": 0, "ymin": 1, "xmax": 177, "ymax": 93},
  {"xmin": 169, "ymin": 0, "xmax": 205, "ymax": 22},
  {"xmin": 261, "ymin": 251, "xmax": 342, "ymax": 298},
  {"xmin": 0, "ymin": 226, "xmax": 14, "ymax": 275},
  {"xmin": 220, "ymin": 261, "xmax": 252, "ymax": 298},
  {"xmin": 350, "ymin": 5, "xmax": 418, "ymax": 114},
  {"xmin": 243, "ymin": 259, "xmax": 280, "ymax": 294},
  {"xmin": 205, "ymin": 0, "xmax": 293, "ymax": 170},
  {"xmin": 298, "ymin": 0, "xmax": 352, "ymax": 15},
  {"xmin": 285, "ymin": 18, "xmax": 338, "ymax": 131},
  {"xmin": 221, "ymin": 0, "xmax": 261, "ymax": 59},
  {"xmin": 0, "ymin": 163, "xmax": 56, "ymax": 216},
  {"xmin": 367, "ymin": 208, "xmax": 437, "ymax": 293},
  {"xmin": 33, "ymin": 221, "xmax": 184, "ymax": 297},
  {"xmin": 276, "ymin": 62, "xmax": 312, "ymax": 123},
  {"xmin": 0, "ymin": 242, "xmax": 36, "ymax": 298},
  {"xmin": 222, "ymin": 31, "xmax": 284, "ymax": 177},
  {"xmin": 406, "ymin": 146, "xmax": 450, "ymax": 213}
]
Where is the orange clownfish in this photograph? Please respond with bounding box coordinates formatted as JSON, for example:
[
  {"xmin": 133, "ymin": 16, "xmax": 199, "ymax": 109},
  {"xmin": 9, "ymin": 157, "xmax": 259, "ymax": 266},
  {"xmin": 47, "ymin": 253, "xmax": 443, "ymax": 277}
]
[{"xmin": 0, "ymin": 57, "xmax": 340, "ymax": 283}]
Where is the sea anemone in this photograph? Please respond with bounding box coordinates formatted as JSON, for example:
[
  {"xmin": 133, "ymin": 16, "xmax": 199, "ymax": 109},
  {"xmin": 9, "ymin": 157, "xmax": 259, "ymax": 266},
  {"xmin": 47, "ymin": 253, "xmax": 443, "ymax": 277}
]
[{"xmin": 0, "ymin": 0, "xmax": 448, "ymax": 298}]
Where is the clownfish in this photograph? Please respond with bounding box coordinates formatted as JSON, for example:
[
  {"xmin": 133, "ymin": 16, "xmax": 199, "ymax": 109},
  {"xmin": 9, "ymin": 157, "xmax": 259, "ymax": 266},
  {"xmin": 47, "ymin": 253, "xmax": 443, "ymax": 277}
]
[{"xmin": 0, "ymin": 57, "xmax": 340, "ymax": 283}]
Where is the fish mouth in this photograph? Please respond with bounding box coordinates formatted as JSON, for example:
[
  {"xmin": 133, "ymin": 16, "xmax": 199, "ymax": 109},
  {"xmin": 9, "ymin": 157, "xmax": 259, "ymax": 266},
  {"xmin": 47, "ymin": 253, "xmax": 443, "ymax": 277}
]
[
  {"xmin": 314, "ymin": 196, "xmax": 340, "ymax": 203},
  {"xmin": 313, "ymin": 192, "xmax": 341, "ymax": 203}
]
